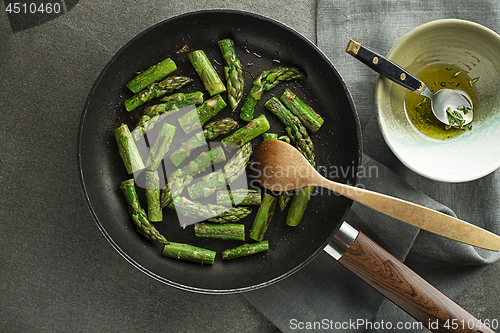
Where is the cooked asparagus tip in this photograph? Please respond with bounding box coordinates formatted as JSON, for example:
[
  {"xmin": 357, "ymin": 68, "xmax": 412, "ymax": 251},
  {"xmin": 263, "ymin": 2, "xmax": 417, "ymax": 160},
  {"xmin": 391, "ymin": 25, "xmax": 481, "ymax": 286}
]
[
  {"xmin": 120, "ymin": 179, "xmax": 167, "ymax": 244},
  {"xmin": 145, "ymin": 170, "xmax": 162, "ymax": 222},
  {"xmin": 194, "ymin": 223, "xmax": 245, "ymax": 241},
  {"xmin": 187, "ymin": 142, "xmax": 252, "ymax": 200},
  {"xmin": 133, "ymin": 91, "xmax": 203, "ymax": 127},
  {"xmin": 221, "ymin": 114, "xmax": 270, "ymax": 150},
  {"xmin": 114, "ymin": 123, "xmax": 145, "ymax": 174},
  {"xmin": 249, "ymin": 193, "xmax": 277, "ymax": 242},
  {"xmin": 278, "ymin": 135, "xmax": 291, "ymax": 144},
  {"xmin": 160, "ymin": 174, "xmax": 193, "ymax": 209},
  {"xmin": 207, "ymin": 206, "xmax": 251, "ymax": 223},
  {"xmin": 204, "ymin": 117, "xmax": 239, "ymax": 140},
  {"xmin": 143, "ymin": 98, "xmax": 201, "ymax": 119},
  {"xmin": 279, "ymin": 191, "xmax": 294, "ymax": 211},
  {"xmin": 286, "ymin": 186, "xmax": 314, "ymax": 227},
  {"xmin": 169, "ymin": 196, "xmax": 251, "ymax": 224},
  {"xmin": 161, "ymin": 146, "xmax": 227, "ymax": 208},
  {"xmin": 188, "ymin": 50, "xmax": 226, "ymax": 96},
  {"xmin": 162, "ymin": 242, "xmax": 216, "ymax": 265},
  {"xmin": 216, "ymin": 189, "xmax": 262, "ymax": 206},
  {"xmin": 145, "ymin": 122, "xmax": 177, "ymax": 171},
  {"xmin": 218, "ymin": 38, "xmax": 244, "ymax": 111},
  {"xmin": 159, "ymin": 91, "xmax": 204, "ymax": 104},
  {"xmin": 222, "ymin": 241, "xmax": 269, "ymax": 260},
  {"xmin": 133, "ymin": 105, "xmax": 180, "ymax": 141},
  {"xmin": 264, "ymin": 96, "xmax": 315, "ymax": 166},
  {"xmin": 126, "ymin": 58, "xmax": 177, "ymax": 94},
  {"xmin": 240, "ymin": 66, "xmax": 306, "ymax": 122},
  {"xmin": 125, "ymin": 76, "xmax": 192, "ymax": 112},
  {"xmin": 280, "ymin": 89, "xmax": 324, "ymax": 133},
  {"xmin": 178, "ymin": 94, "xmax": 227, "ymax": 134}
]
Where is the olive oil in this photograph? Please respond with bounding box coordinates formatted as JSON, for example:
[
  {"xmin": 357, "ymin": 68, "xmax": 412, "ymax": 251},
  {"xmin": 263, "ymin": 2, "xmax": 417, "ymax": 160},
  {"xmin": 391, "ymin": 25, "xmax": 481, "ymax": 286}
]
[{"xmin": 404, "ymin": 65, "xmax": 477, "ymax": 140}]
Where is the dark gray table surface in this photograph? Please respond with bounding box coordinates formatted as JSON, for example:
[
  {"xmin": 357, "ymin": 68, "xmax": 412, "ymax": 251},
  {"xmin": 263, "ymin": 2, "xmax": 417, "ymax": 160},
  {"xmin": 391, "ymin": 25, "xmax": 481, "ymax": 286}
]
[{"xmin": 1, "ymin": 1, "xmax": 498, "ymax": 332}]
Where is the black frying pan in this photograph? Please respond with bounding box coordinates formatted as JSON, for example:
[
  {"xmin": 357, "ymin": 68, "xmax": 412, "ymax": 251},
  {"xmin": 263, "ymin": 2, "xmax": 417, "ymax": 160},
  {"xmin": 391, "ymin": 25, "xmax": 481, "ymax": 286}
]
[
  {"xmin": 78, "ymin": 9, "xmax": 361, "ymax": 293},
  {"xmin": 78, "ymin": 10, "xmax": 499, "ymax": 331}
]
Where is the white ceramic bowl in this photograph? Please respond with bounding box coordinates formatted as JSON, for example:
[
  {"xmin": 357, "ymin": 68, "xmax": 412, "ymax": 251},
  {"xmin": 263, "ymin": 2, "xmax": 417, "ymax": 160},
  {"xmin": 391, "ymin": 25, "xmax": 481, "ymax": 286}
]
[{"xmin": 375, "ymin": 19, "xmax": 500, "ymax": 182}]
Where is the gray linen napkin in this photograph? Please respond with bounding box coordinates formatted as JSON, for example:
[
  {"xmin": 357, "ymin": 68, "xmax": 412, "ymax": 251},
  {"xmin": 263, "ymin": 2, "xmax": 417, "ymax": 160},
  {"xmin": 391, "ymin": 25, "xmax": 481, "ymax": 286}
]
[{"xmin": 245, "ymin": 1, "xmax": 500, "ymax": 332}]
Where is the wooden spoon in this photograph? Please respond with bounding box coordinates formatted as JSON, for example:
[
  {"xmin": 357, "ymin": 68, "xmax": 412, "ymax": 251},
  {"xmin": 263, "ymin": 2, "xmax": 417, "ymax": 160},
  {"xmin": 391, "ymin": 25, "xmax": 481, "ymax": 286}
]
[{"xmin": 252, "ymin": 139, "xmax": 500, "ymax": 251}]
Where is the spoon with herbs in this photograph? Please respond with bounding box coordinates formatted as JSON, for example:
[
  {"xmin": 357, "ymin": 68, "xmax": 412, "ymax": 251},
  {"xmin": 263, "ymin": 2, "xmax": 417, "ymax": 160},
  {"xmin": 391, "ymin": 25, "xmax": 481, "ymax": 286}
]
[
  {"xmin": 346, "ymin": 40, "xmax": 473, "ymax": 128},
  {"xmin": 252, "ymin": 139, "xmax": 499, "ymax": 251}
]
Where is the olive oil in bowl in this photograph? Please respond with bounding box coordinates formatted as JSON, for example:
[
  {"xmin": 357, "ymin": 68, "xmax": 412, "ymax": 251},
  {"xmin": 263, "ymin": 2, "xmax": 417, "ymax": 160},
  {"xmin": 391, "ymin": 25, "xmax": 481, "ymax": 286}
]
[{"xmin": 404, "ymin": 65, "xmax": 478, "ymax": 140}]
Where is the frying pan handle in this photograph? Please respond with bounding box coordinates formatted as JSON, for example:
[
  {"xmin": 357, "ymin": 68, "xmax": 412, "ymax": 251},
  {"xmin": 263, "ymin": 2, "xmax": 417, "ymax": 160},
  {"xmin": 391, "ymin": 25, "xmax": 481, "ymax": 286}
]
[
  {"xmin": 326, "ymin": 222, "xmax": 495, "ymax": 333},
  {"xmin": 346, "ymin": 40, "xmax": 424, "ymax": 93}
]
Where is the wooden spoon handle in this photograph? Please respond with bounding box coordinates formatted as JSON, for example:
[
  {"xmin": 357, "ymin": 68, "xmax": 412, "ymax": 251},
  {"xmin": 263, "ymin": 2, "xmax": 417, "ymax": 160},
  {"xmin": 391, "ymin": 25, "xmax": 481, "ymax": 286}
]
[
  {"xmin": 337, "ymin": 230, "xmax": 495, "ymax": 333},
  {"xmin": 320, "ymin": 179, "xmax": 500, "ymax": 251}
]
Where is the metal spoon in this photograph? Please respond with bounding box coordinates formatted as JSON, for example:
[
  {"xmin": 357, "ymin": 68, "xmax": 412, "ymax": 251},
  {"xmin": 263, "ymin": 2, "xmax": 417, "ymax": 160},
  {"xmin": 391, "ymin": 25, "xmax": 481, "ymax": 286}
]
[
  {"xmin": 346, "ymin": 40, "xmax": 473, "ymax": 127},
  {"xmin": 251, "ymin": 139, "xmax": 500, "ymax": 251}
]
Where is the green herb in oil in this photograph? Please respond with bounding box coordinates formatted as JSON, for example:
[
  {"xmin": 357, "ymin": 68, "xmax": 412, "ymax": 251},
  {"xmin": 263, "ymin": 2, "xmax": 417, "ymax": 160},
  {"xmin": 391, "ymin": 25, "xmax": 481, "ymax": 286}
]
[{"xmin": 404, "ymin": 64, "xmax": 477, "ymax": 140}]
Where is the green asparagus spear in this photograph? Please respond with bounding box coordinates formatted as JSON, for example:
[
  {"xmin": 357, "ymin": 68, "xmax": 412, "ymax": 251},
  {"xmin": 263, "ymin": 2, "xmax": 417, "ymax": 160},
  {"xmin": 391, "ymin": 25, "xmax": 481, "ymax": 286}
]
[
  {"xmin": 114, "ymin": 123, "xmax": 145, "ymax": 174},
  {"xmin": 120, "ymin": 179, "xmax": 167, "ymax": 243},
  {"xmin": 169, "ymin": 145, "xmax": 226, "ymax": 184},
  {"xmin": 216, "ymin": 189, "xmax": 261, "ymax": 206},
  {"xmin": 125, "ymin": 76, "xmax": 192, "ymax": 112},
  {"xmin": 133, "ymin": 105, "xmax": 180, "ymax": 141},
  {"xmin": 194, "ymin": 223, "xmax": 245, "ymax": 241},
  {"xmin": 278, "ymin": 135, "xmax": 291, "ymax": 144},
  {"xmin": 188, "ymin": 50, "xmax": 226, "ymax": 96},
  {"xmin": 207, "ymin": 207, "xmax": 251, "ymax": 223},
  {"xmin": 222, "ymin": 241, "xmax": 269, "ymax": 260},
  {"xmin": 169, "ymin": 196, "xmax": 251, "ymax": 224},
  {"xmin": 278, "ymin": 134, "xmax": 293, "ymax": 210},
  {"xmin": 249, "ymin": 132, "xmax": 279, "ymax": 240},
  {"xmin": 240, "ymin": 66, "xmax": 306, "ymax": 121},
  {"xmin": 145, "ymin": 122, "xmax": 177, "ymax": 171},
  {"xmin": 126, "ymin": 58, "xmax": 177, "ymax": 94},
  {"xmin": 221, "ymin": 114, "xmax": 270, "ymax": 150},
  {"xmin": 264, "ymin": 97, "xmax": 315, "ymax": 166},
  {"xmin": 160, "ymin": 174, "xmax": 192, "ymax": 209},
  {"xmin": 265, "ymin": 98, "xmax": 316, "ymax": 226},
  {"xmin": 169, "ymin": 117, "xmax": 237, "ymax": 167},
  {"xmin": 132, "ymin": 92, "xmax": 204, "ymax": 140},
  {"xmin": 280, "ymin": 89, "xmax": 324, "ymax": 133},
  {"xmin": 261, "ymin": 133, "xmax": 278, "ymax": 141},
  {"xmin": 218, "ymin": 38, "xmax": 244, "ymax": 111},
  {"xmin": 145, "ymin": 170, "xmax": 162, "ymax": 222},
  {"xmin": 161, "ymin": 146, "xmax": 227, "ymax": 208},
  {"xmin": 169, "ymin": 131, "xmax": 205, "ymax": 167},
  {"xmin": 187, "ymin": 142, "xmax": 252, "ymax": 199},
  {"xmin": 162, "ymin": 242, "xmax": 216, "ymax": 265},
  {"xmin": 204, "ymin": 117, "xmax": 239, "ymax": 140},
  {"xmin": 249, "ymin": 193, "xmax": 277, "ymax": 242},
  {"xmin": 279, "ymin": 191, "xmax": 293, "ymax": 211},
  {"xmin": 286, "ymin": 186, "xmax": 314, "ymax": 227},
  {"xmin": 159, "ymin": 91, "xmax": 204, "ymax": 104},
  {"xmin": 178, "ymin": 94, "xmax": 227, "ymax": 134},
  {"xmin": 135, "ymin": 91, "xmax": 204, "ymax": 128},
  {"xmin": 186, "ymin": 170, "xmax": 228, "ymax": 200},
  {"xmin": 132, "ymin": 92, "xmax": 203, "ymax": 140}
]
